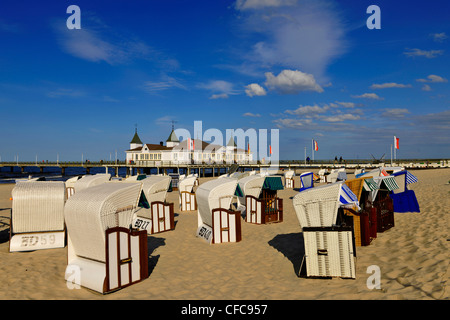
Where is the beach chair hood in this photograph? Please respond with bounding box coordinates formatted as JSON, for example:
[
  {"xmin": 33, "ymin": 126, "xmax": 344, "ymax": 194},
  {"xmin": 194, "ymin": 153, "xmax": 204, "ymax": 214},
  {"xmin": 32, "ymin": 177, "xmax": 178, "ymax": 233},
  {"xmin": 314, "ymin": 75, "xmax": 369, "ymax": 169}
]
[
  {"xmin": 196, "ymin": 177, "xmax": 239, "ymax": 227},
  {"xmin": 178, "ymin": 175, "xmax": 198, "ymax": 193},
  {"xmin": 74, "ymin": 173, "xmax": 111, "ymax": 192},
  {"xmin": 293, "ymin": 182, "xmax": 359, "ymax": 228},
  {"xmin": 64, "ymin": 182, "xmax": 142, "ymax": 262},
  {"xmin": 140, "ymin": 175, "xmax": 171, "ymax": 204}
]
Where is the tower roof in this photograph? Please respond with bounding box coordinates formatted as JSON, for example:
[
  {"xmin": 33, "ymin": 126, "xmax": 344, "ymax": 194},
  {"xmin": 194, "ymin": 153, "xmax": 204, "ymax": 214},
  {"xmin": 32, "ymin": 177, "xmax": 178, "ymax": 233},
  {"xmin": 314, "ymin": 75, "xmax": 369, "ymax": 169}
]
[
  {"xmin": 166, "ymin": 129, "xmax": 180, "ymax": 142},
  {"xmin": 130, "ymin": 129, "xmax": 143, "ymax": 144},
  {"xmin": 227, "ymin": 136, "xmax": 236, "ymax": 147}
]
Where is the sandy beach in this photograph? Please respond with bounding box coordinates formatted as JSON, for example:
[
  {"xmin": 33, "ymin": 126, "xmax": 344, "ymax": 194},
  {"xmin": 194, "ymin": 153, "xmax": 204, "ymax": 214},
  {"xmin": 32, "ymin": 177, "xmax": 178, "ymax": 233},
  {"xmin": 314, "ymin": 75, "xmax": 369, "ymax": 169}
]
[{"xmin": 0, "ymin": 169, "xmax": 448, "ymax": 301}]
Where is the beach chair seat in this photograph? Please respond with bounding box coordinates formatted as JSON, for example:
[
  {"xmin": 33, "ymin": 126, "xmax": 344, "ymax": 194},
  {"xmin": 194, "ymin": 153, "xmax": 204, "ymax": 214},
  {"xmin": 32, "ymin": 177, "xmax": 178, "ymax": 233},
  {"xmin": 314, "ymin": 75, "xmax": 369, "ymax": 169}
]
[
  {"xmin": 178, "ymin": 175, "xmax": 198, "ymax": 211},
  {"xmin": 9, "ymin": 181, "xmax": 66, "ymax": 252},
  {"xmin": 64, "ymin": 182, "xmax": 148, "ymax": 294},
  {"xmin": 131, "ymin": 175, "xmax": 175, "ymax": 234},
  {"xmin": 301, "ymin": 226, "xmax": 356, "ymax": 279}
]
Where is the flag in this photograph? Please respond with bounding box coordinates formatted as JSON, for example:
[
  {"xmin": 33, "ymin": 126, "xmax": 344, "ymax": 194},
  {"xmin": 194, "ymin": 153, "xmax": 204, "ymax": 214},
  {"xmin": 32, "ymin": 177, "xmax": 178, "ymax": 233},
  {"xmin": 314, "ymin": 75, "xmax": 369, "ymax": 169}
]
[
  {"xmin": 188, "ymin": 138, "xmax": 194, "ymax": 151},
  {"xmin": 394, "ymin": 136, "xmax": 399, "ymax": 149},
  {"xmin": 247, "ymin": 143, "xmax": 250, "ymax": 154},
  {"xmin": 313, "ymin": 140, "xmax": 318, "ymax": 151},
  {"xmin": 269, "ymin": 145, "xmax": 272, "ymax": 155}
]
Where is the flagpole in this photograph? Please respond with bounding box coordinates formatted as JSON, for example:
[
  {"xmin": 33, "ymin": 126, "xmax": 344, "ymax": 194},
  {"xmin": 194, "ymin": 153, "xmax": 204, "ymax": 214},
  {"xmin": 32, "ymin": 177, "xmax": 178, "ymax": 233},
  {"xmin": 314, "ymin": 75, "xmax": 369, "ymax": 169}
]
[
  {"xmin": 312, "ymin": 139, "xmax": 314, "ymax": 162},
  {"xmin": 391, "ymin": 144, "xmax": 393, "ymax": 166}
]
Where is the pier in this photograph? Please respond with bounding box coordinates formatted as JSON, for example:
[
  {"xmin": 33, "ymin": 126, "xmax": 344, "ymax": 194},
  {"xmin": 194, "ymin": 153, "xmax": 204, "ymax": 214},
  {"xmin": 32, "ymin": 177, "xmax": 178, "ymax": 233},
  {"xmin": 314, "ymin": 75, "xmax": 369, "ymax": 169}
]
[{"xmin": 1, "ymin": 158, "xmax": 449, "ymax": 178}]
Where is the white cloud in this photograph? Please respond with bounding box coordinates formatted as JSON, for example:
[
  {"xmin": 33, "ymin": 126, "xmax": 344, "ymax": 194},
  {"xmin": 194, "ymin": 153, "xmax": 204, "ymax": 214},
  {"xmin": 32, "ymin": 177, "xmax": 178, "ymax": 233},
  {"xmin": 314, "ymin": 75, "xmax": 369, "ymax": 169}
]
[
  {"xmin": 320, "ymin": 114, "xmax": 360, "ymax": 122},
  {"xmin": 335, "ymin": 101, "xmax": 356, "ymax": 108},
  {"xmin": 233, "ymin": 0, "xmax": 347, "ymax": 81},
  {"xmin": 381, "ymin": 108, "xmax": 410, "ymax": 118},
  {"xmin": 352, "ymin": 93, "xmax": 383, "ymax": 100},
  {"xmin": 416, "ymin": 75, "xmax": 448, "ymax": 83},
  {"xmin": 285, "ymin": 104, "xmax": 328, "ymax": 116},
  {"xmin": 370, "ymin": 83, "xmax": 412, "ymax": 89},
  {"xmin": 273, "ymin": 118, "xmax": 313, "ymax": 128},
  {"xmin": 245, "ymin": 83, "xmax": 267, "ymax": 97},
  {"xmin": 210, "ymin": 93, "xmax": 229, "ymax": 99},
  {"xmin": 143, "ymin": 76, "xmax": 186, "ymax": 93},
  {"xmin": 235, "ymin": 0, "xmax": 297, "ymax": 10},
  {"xmin": 403, "ymin": 48, "xmax": 444, "ymax": 58},
  {"xmin": 264, "ymin": 69, "xmax": 323, "ymax": 94},
  {"xmin": 430, "ymin": 32, "xmax": 447, "ymax": 42},
  {"xmin": 243, "ymin": 112, "xmax": 262, "ymax": 117},
  {"xmin": 421, "ymin": 84, "xmax": 432, "ymax": 91}
]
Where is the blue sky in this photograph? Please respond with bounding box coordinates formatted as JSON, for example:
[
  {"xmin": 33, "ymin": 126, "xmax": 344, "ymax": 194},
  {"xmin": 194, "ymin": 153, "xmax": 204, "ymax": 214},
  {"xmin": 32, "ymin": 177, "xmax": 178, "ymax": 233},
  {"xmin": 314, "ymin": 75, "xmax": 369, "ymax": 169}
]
[{"xmin": 0, "ymin": 0, "xmax": 449, "ymax": 161}]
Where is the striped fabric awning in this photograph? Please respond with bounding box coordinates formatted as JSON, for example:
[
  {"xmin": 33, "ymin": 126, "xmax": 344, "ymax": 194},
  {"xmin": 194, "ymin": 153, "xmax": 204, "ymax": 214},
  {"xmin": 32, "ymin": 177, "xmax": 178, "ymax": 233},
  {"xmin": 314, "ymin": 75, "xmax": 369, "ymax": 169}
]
[
  {"xmin": 381, "ymin": 176, "xmax": 399, "ymax": 191},
  {"xmin": 339, "ymin": 183, "xmax": 359, "ymax": 206},
  {"xmin": 363, "ymin": 178, "xmax": 378, "ymax": 191},
  {"xmin": 405, "ymin": 171, "xmax": 418, "ymax": 184}
]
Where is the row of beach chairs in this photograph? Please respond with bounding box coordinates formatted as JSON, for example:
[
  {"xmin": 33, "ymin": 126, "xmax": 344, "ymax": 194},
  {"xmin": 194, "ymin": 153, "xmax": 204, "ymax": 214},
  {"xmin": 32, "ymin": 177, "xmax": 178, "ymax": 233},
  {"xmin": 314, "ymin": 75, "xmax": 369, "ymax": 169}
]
[{"xmin": 8, "ymin": 165, "xmax": 420, "ymax": 293}]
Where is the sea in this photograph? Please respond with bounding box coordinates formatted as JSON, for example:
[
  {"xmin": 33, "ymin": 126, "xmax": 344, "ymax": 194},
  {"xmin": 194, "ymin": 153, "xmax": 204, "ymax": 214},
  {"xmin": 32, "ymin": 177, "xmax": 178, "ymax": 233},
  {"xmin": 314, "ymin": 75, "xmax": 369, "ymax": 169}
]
[{"xmin": 0, "ymin": 166, "xmax": 228, "ymax": 184}]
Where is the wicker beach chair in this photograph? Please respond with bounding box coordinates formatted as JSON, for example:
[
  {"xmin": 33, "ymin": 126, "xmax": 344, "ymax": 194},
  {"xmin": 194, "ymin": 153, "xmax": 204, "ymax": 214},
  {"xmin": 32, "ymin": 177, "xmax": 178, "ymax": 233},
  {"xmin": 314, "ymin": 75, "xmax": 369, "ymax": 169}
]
[
  {"xmin": 196, "ymin": 177, "xmax": 242, "ymax": 244},
  {"xmin": 238, "ymin": 175, "xmax": 283, "ymax": 225},
  {"xmin": 131, "ymin": 175, "xmax": 174, "ymax": 234},
  {"xmin": 284, "ymin": 170, "xmax": 295, "ymax": 188},
  {"xmin": 64, "ymin": 182, "xmax": 148, "ymax": 294},
  {"xmin": 299, "ymin": 172, "xmax": 315, "ymax": 192},
  {"xmin": 327, "ymin": 168, "xmax": 347, "ymax": 183},
  {"xmin": 9, "ymin": 181, "xmax": 66, "ymax": 252},
  {"xmin": 178, "ymin": 174, "xmax": 198, "ymax": 212},
  {"xmin": 293, "ymin": 182, "xmax": 359, "ymax": 279},
  {"xmin": 318, "ymin": 169, "xmax": 329, "ymax": 183},
  {"xmin": 73, "ymin": 173, "xmax": 111, "ymax": 193},
  {"xmin": 342, "ymin": 177, "xmax": 379, "ymax": 246},
  {"xmin": 368, "ymin": 175, "xmax": 399, "ymax": 232}
]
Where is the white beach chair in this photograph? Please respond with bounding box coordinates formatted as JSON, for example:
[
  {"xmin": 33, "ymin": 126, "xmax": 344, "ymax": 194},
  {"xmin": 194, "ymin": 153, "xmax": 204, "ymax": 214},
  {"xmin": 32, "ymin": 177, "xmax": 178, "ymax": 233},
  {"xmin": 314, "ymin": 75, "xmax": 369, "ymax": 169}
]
[
  {"xmin": 65, "ymin": 175, "xmax": 82, "ymax": 198},
  {"xmin": 284, "ymin": 170, "xmax": 295, "ymax": 188},
  {"xmin": 196, "ymin": 177, "xmax": 242, "ymax": 244},
  {"xmin": 178, "ymin": 174, "xmax": 198, "ymax": 211},
  {"xmin": 73, "ymin": 173, "xmax": 111, "ymax": 193},
  {"xmin": 238, "ymin": 174, "xmax": 284, "ymax": 225},
  {"xmin": 9, "ymin": 181, "xmax": 66, "ymax": 252},
  {"xmin": 131, "ymin": 175, "xmax": 174, "ymax": 234},
  {"xmin": 293, "ymin": 182, "xmax": 359, "ymax": 279},
  {"xmin": 318, "ymin": 168, "xmax": 329, "ymax": 183},
  {"xmin": 64, "ymin": 182, "xmax": 148, "ymax": 294},
  {"xmin": 327, "ymin": 168, "xmax": 347, "ymax": 183}
]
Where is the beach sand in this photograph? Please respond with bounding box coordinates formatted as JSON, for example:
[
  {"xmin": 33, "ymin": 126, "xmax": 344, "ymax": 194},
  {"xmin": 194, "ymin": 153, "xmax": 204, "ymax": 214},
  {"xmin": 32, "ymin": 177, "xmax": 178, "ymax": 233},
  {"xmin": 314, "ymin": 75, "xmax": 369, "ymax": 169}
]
[{"xmin": 0, "ymin": 169, "xmax": 448, "ymax": 300}]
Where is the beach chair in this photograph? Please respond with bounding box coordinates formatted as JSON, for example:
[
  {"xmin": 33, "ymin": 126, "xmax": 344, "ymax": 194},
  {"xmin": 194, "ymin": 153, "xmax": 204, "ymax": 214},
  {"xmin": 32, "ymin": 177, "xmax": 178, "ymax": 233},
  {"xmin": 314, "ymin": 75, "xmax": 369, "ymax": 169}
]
[
  {"xmin": 284, "ymin": 170, "xmax": 295, "ymax": 188},
  {"xmin": 64, "ymin": 182, "xmax": 148, "ymax": 294},
  {"xmin": 299, "ymin": 172, "xmax": 314, "ymax": 192},
  {"xmin": 342, "ymin": 177, "xmax": 379, "ymax": 246},
  {"xmin": 389, "ymin": 171, "xmax": 420, "ymax": 213},
  {"xmin": 368, "ymin": 175, "xmax": 399, "ymax": 232},
  {"xmin": 178, "ymin": 174, "xmax": 198, "ymax": 212},
  {"xmin": 131, "ymin": 175, "xmax": 175, "ymax": 234},
  {"xmin": 9, "ymin": 181, "xmax": 66, "ymax": 252},
  {"xmin": 65, "ymin": 175, "xmax": 82, "ymax": 199},
  {"xmin": 293, "ymin": 182, "xmax": 359, "ymax": 279},
  {"xmin": 196, "ymin": 177, "xmax": 243, "ymax": 244},
  {"xmin": 327, "ymin": 168, "xmax": 347, "ymax": 183},
  {"xmin": 73, "ymin": 173, "xmax": 111, "ymax": 193},
  {"xmin": 238, "ymin": 175, "xmax": 284, "ymax": 225},
  {"xmin": 318, "ymin": 169, "xmax": 329, "ymax": 183}
]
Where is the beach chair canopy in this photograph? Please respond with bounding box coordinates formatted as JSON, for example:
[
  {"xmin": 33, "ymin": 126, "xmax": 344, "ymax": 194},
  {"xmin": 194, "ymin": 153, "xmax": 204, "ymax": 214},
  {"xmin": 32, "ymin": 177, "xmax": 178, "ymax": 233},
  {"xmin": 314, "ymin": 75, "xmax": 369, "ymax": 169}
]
[
  {"xmin": 139, "ymin": 175, "xmax": 171, "ymax": 207},
  {"xmin": 299, "ymin": 172, "xmax": 314, "ymax": 191},
  {"xmin": 368, "ymin": 175, "xmax": 399, "ymax": 201},
  {"xmin": 391, "ymin": 170, "xmax": 418, "ymax": 193},
  {"xmin": 64, "ymin": 182, "xmax": 142, "ymax": 263},
  {"xmin": 196, "ymin": 177, "xmax": 240, "ymax": 227},
  {"xmin": 293, "ymin": 182, "xmax": 359, "ymax": 228},
  {"xmin": 237, "ymin": 174, "xmax": 266, "ymax": 201},
  {"xmin": 178, "ymin": 175, "xmax": 198, "ymax": 193},
  {"xmin": 11, "ymin": 181, "xmax": 66, "ymax": 234},
  {"xmin": 74, "ymin": 173, "xmax": 111, "ymax": 192},
  {"xmin": 284, "ymin": 170, "xmax": 295, "ymax": 179}
]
